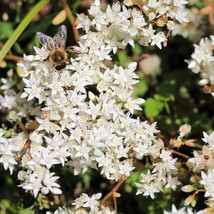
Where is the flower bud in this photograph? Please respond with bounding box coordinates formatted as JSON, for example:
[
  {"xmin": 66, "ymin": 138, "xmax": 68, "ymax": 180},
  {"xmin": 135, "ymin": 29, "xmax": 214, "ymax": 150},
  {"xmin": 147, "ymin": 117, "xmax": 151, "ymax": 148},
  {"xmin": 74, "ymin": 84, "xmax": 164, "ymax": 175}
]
[{"xmin": 181, "ymin": 185, "xmax": 195, "ymax": 193}]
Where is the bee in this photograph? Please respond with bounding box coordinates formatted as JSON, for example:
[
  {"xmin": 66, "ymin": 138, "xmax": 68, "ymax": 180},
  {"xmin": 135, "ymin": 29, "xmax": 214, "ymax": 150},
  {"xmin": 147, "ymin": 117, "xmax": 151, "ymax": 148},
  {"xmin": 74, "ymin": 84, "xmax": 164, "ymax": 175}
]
[{"xmin": 36, "ymin": 25, "xmax": 68, "ymax": 70}]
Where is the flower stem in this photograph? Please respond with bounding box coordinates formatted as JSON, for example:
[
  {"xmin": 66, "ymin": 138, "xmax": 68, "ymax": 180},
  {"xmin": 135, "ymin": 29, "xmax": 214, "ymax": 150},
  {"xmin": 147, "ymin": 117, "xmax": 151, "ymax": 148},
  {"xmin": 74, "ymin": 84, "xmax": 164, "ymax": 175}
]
[
  {"xmin": 172, "ymin": 150, "xmax": 190, "ymax": 159},
  {"xmin": 4, "ymin": 54, "xmax": 23, "ymax": 62},
  {"xmin": 100, "ymin": 178, "xmax": 125, "ymax": 209},
  {"xmin": 60, "ymin": 0, "xmax": 80, "ymax": 42}
]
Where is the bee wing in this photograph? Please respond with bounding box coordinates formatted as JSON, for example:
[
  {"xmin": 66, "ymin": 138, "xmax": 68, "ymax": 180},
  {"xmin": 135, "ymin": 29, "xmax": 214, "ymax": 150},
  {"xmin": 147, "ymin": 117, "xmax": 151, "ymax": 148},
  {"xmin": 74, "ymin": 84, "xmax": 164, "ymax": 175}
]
[
  {"xmin": 53, "ymin": 25, "xmax": 67, "ymax": 49},
  {"xmin": 36, "ymin": 32, "xmax": 53, "ymax": 47},
  {"xmin": 37, "ymin": 32, "xmax": 56, "ymax": 51},
  {"xmin": 54, "ymin": 25, "xmax": 67, "ymax": 41}
]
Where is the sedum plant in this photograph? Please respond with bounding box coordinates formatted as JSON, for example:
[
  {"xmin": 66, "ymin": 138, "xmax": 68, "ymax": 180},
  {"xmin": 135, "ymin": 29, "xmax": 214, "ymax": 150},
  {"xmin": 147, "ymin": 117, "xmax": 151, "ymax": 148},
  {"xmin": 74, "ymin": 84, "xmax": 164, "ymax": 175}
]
[{"xmin": 1, "ymin": 0, "xmax": 214, "ymax": 213}]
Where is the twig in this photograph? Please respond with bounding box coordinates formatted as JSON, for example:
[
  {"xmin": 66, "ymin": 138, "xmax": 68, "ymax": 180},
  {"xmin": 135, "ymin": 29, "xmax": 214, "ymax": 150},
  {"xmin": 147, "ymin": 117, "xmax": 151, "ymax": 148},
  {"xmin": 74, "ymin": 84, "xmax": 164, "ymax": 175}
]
[
  {"xmin": 113, "ymin": 193, "xmax": 118, "ymax": 213},
  {"xmin": 172, "ymin": 150, "xmax": 191, "ymax": 159},
  {"xmin": 100, "ymin": 178, "xmax": 125, "ymax": 209},
  {"xmin": 17, "ymin": 119, "xmax": 29, "ymax": 135},
  {"xmin": 1, "ymin": 42, "xmax": 23, "ymax": 62},
  {"xmin": 15, "ymin": 139, "xmax": 31, "ymax": 162},
  {"xmin": 60, "ymin": 0, "xmax": 80, "ymax": 42},
  {"xmin": 4, "ymin": 54, "xmax": 23, "ymax": 62}
]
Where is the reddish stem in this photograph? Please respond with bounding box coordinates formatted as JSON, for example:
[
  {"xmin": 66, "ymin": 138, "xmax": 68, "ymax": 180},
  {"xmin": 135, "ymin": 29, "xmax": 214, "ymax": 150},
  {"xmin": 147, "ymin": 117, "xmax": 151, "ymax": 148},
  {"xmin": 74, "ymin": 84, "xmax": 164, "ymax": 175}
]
[
  {"xmin": 172, "ymin": 150, "xmax": 190, "ymax": 159},
  {"xmin": 100, "ymin": 178, "xmax": 125, "ymax": 208}
]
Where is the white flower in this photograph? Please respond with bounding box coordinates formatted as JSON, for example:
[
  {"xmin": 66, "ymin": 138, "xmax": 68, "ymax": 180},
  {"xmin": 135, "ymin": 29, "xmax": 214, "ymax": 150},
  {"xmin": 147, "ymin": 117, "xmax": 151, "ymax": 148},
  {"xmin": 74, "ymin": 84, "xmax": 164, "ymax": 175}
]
[
  {"xmin": 88, "ymin": 0, "xmax": 102, "ymax": 16},
  {"xmin": 46, "ymin": 207, "xmax": 73, "ymax": 214},
  {"xmin": 165, "ymin": 175, "xmax": 181, "ymax": 190},
  {"xmin": 140, "ymin": 170, "xmax": 155, "ymax": 183},
  {"xmin": 0, "ymin": 89, "xmax": 17, "ymax": 109},
  {"xmin": 36, "ymin": 118, "xmax": 60, "ymax": 133},
  {"xmin": 22, "ymin": 78, "xmax": 44, "ymax": 101},
  {"xmin": 187, "ymin": 151, "xmax": 204, "ymax": 172},
  {"xmin": 142, "ymin": 24, "xmax": 155, "ymax": 43},
  {"xmin": 173, "ymin": 0, "xmax": 188, "ymax": 7},
  {"xmin": 163, "ymin": 204, "xmax": 186, "ymax": 214},
  {"xmin": 118, "ymin": 159, "xmax": 135, "ymax": 177},
  {"xmin": 73, "ymin": 142, "xmax": 92, "ymax": 159},
  {"xmin": 72, "ymin": 193, "xmax": 101, "ymax": 209},
  {"xmin": 200, "ymin": 170, "xmax": 214, "ymax": 200},
  {"xmin": 18, "ymin": 167, "xmax": 62, "ymax": 198},
  {"xmin": 137, "ymin": 182, "xmax": 160, "ymax": 199},
  {"xmin": 82, "ymin": 193, "xmax": 101, "ymax": 209},
  {"xmin": 85, "ymin": 100, "xmax": 102, "ymax": 120},
  {"xmin": 0, "ymin": 143, "xmax": 17, "ymax": 174},
  {"xmin": 131, "ymin": 8, "xmax": 147, "ymax": 29},
  {"xmin": 202, "ymin": 131, "xmax": 214, "ymax": 150},
  {"xmin": 42, "ymin": 171, "xmax": 62, "ymax": 195},
  {"xmin": 76, "ymin": 14, "xmax": 92, "ymax": 33},
  {"xmin": 178, "ymin": 124, "xmax": 191, "ymax": 138},
  {"xmin": 187, "ymin": 36, "xmax": 214, "ymax": 90},
  {"xmin": 34, "ymin": 46, "xmax": 49, "ymax": 60},
  {"xmin": 164, "ymin": 205, "xmax": 204, "ymax": 214},
  {"xmin": 151, "ymin": 32, "xmax": 166, "ymax": 49},
  {"xmin": 0, "ymin": 78, "xmax": 14, "ymax": 90},
  {"xmin": 169, "ymin": 8, "xmax": 189, "ymax": 23},
  {"xmin": 124, "ymin": 98, "xmax": 145, "ymax": 114},
  {"xmin": 19, "ymin": 171, "xmax": 43, "ymax": 198}
]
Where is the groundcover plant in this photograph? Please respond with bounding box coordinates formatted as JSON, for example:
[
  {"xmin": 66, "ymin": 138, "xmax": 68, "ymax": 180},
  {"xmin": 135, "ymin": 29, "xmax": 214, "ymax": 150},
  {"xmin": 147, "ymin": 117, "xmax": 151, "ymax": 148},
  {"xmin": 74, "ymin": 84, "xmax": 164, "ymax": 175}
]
[{"xmin": 0, "ymin": 0, "xmax": 214, "ymax": 213}]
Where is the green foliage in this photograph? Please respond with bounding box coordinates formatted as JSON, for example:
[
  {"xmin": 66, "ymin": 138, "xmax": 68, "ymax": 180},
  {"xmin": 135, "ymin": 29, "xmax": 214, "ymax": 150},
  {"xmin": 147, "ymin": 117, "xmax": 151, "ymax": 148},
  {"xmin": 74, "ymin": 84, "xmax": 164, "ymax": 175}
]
[
  {"xmin": 117, "ymin": 50, "xmax": 132, "ymax": 67},
  {"xmin": 133, "ymin": 80, "xmax": 148, "ymax": 97},
  {"xmin": 19, "ymin": 208, "xmax": 35, "ymax": 214},
  {"xmin": 0, "ymin": 22, "xmax": 13, "ymax": 40},
  {"xmin": 144, "ymin": 92, "xmax": 175, "ymax": 118},
  {"xmin": 0, "ymin": 199, "xmax": 25, "ymax": 214},
  {"xmin": 144, "ymin": 97, "xmax": 165, "ymax": 117}
]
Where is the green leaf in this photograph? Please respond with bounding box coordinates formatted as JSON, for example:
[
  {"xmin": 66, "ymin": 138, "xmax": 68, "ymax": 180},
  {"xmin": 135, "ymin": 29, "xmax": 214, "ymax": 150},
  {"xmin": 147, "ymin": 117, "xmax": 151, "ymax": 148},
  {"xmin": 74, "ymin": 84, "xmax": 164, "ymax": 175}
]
[
  {"xmin": 133, "ymin": 80, "xmax": 148, "ymax": 97},
  {"xmin": 0, "ymin": 22, "xmax": 13, "ymax": 40},
  {"xmin": 19, "ymin": 208, "xmax": 35, "ymax": 214},
  {"xmin": 117, "ymin": 50, "xmax": 132, "ymax": 67},
  {"xmin": 154, "ymin": 94, "xmax": 175, "ymax": 102},
  {"xmin": 144, "ymin": 98, "xmax": 165, "ymax": 118},
  {"xmin": 1, "ymin": 199, "xmax": 10, "ymax": 208},
  {"xmin": 131, "ymin": 43, "xmax": 142, "ymax": 55}
]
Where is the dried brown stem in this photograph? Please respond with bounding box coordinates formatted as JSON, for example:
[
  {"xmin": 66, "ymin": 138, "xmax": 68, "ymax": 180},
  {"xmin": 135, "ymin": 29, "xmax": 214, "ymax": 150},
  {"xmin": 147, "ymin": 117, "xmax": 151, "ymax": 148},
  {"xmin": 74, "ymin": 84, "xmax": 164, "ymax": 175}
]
[
  {"xmin": 0, "ymin": 42, "xmax": 23, "ymax": 62},
  {"xmin": 18, "ymin": 119, "xmax": 29, "ymax": 135},
  {"xmin": 4, "ymin": 54, "xmax": 23, "ymax": 62},
  {"xmin": 172, "ymin": 150, "xmax": 190, "ymax": 159},
  {"xmin": 60, "ymin": 0, "xmax": 80, "ymax": 42},
  {"xmin": 113, "ymin": 193, "xmax": 118, "ymax": 213},
  {"xmin": 15, "ymin": 139, "xmax": 31, "ymax": 162}
]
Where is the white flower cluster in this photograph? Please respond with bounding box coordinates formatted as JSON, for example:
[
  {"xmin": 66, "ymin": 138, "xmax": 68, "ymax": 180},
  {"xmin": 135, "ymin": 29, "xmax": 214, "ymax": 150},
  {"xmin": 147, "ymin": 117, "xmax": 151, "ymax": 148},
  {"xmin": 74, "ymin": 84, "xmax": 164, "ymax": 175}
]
[
  {"xmin": 136, "ymin": 149, "xmax": 180, "ymax": 199},
  {"xmin": 0, "ymin": 78, "xmax": 40, "ymax": 122},
  {"xmin": 171, "ymin": 8, "xmax": 205, "ymax": 42},
  {"xmin": 72, "ymin": 193, "xmax": 115, "ymax": 214},
  {"xmin": 0, "ymin": 0, "xmax": 186, "ymax": 202},
  {"xmin": 46, "ymin": 193, "xmax": 115, "ymax": 214},
  {"xmin": 163, "ymin": 204, "xmax": 204, "ymax": 214},
  {"xmin": 125, "ymin": 0, "xmax": 189, "ymax": 27},
  {"xmin": 186, "ymin": 131, "xmax": 214, "ymax": 203},
  {"xmin": 187, "ymin": 35, "xmax": 214, "ymax": 95},
  {"xmin": 79, "ymin": 0, "xmax": 188, "ymax": 50}
]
